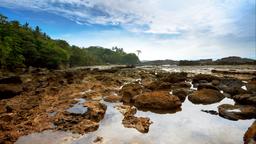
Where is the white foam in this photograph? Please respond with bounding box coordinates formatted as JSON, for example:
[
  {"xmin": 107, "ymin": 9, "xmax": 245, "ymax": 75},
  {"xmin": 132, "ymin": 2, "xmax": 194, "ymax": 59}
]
[
  {"xmin": 226, "ymin": 109, "xmax": 241, "ymax": 113},
  {"xmin": 241, "ymin": 86, "xmax": 247, "ymax": 91}
]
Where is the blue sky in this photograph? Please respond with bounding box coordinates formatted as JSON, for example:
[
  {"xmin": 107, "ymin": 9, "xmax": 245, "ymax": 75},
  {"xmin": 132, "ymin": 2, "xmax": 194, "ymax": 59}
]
[{"xmin": 0, "ymin": 0, "xmax": 255, "ymax": 60}]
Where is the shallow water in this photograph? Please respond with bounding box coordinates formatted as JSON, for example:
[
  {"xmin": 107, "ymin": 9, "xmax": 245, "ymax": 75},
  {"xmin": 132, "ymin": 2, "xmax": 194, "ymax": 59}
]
[
  {"xmin": 16, "ymin": 98, "xmax": 254, "ymax": 144},
  {"xmin": 66, "ymin": 98, "xmax": 87, "ymax": 114}
]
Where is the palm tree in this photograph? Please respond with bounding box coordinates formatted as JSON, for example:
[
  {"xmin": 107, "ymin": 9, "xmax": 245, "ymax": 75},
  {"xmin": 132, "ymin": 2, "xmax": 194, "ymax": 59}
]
[{"xmin": 136, "ymin": 50, "xmax": 141, "ymax": 57}]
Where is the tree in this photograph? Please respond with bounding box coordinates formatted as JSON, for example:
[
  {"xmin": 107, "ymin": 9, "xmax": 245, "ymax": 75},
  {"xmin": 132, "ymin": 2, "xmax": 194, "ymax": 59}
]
[{"xmin": 136, "ymin": 50, "xmax": 141, "ymax": 57}]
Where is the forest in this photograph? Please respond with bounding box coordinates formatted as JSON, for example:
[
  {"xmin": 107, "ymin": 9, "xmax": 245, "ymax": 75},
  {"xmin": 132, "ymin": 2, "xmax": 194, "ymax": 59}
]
[{"xmin": 0, "ymin": 14, "xmax": 140, "ymax": 70}]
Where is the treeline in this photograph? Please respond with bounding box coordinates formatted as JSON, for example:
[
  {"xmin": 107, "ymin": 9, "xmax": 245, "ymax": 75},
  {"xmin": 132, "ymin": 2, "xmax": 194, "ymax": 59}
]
[
  {"xmin": 179, "ymin": 57, "xmax": 255, "ymax": 66},
  {"xmin": 0, "ymin": 14, "xmax": 139, "ymax": 70}
]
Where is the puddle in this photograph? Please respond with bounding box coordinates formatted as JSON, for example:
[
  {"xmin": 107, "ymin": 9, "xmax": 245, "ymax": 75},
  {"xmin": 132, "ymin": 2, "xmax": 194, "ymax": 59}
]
[{"xmin": 66, "ymin": 98, "xmax": 88, "ymax": 114}]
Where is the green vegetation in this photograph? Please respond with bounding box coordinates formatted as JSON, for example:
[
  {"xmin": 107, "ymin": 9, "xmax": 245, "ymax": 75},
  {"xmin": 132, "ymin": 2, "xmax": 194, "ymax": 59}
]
[{"xmin": 0, "ymin": 14, "xmax": 139, "ymax": 70}]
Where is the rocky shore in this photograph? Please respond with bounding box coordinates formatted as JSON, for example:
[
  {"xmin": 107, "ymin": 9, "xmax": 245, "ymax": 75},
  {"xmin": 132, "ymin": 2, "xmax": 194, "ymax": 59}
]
[{"xmin": 0, "ymin": 66, "xmax": 255, "ymax": 144}]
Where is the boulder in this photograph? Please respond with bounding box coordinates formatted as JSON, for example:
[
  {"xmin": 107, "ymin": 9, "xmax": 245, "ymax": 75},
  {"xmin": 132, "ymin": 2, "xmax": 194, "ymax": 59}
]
[
  {"xmin": 134, "ymin": 91, "xmax": 181, "ymax": 110},
  {"xmin": 172, "ymin": 88, "xmax": 190, "ymax": 102},
  {"xmin": 120, "ymin": 83, "xmax": 143, "ymax": 103},
  {"xmin": 0, "ymin": 84, "xmax": 23, "ymax": 99},
  {"xmin": 233, "ymin": 94, "xmax": 256, "ymax": 105},
  {"xmin": 244, "ymin": 121, "xmax": 256, "ymax": 144},
  {"xmin": 188, "ymin": 89, "xmax": 224, "ymax": 104},
  {"xmin": 218, "ymin": 104, "xmax": 256, "ymax": 121}
]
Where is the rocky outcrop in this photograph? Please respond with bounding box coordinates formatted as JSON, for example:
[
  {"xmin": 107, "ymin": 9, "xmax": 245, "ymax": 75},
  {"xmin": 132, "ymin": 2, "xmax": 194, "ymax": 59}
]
[
  {"xmin": 120, "ymin": 82, "xmax": 143, "ymax": 103},
  {"xmin": 134, "ymin": 91, "xmax": 181, "ymax": 110},
  {"xmin": 218, "ymin": 78, "xmax": 247, "ymax": 96},
  {"xmin": 103, "ymin": 95, "xmax": 121, "ymax": 102},
  {"xmin": 188, "ymin": 89, "xmax": 224, "ymax": 104},
  {"xmin": 246, "ymin": 78, "xmax": 256, "ymax": 94},
  {"xmin": 54, "ymin": 101, "xmax": 106, "ymax": 134},
  {"xmin": 115, "ymin": 105, "xmax": 152, "ymax": 133},
  {"xmin": 244, "ymin": 121, "xmax": 256, "ymax": 144},
  {"xmin": 122, "ymin": 115, "xmax": 152, "ymax": 133},
  {"xmin": 145, "ymin": 81, "xmax": 172, "ymax": 90},
  {"xmin": 172, "ymin": 88, "xmax": 190, "ymax": 102},
  {"xmin": 0, "ymin": 76, "xmax": 23, "ymax": 99},
  {"xmin": 218, "ymin": 104, "xmax": 256, "ymax": 121},
  {"xmin": 233, "ymin": 94, "xmax": 256, "ymax": 105},
  {"xmin": 0, "ymin": 84, "xmax": 23, "ymax": 99},
  {"xmin": 192, "ymin": 74, "xmax": 220, "ymax": 84},
  {"xmin": 158, "ymin": 72, "xmax": 187, "ymax": 83}
]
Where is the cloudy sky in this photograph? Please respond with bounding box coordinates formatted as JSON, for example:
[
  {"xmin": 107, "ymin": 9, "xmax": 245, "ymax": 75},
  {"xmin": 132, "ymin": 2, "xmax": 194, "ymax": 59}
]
[{"xmin": 0, "ymin": 0, "xmax": 255, "ymax": 60}]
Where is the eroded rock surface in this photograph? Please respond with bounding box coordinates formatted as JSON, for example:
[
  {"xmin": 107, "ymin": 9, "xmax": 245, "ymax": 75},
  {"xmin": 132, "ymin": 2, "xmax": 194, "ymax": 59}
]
[
  {"xmin": 134, "ymin": 91, "xmax": 182, "ymax": 110},
  {"xmin": 188, "ymin": 89, "xmax": 224, "ymax": 104},
  {"xmin": 218, "ymin": 104, "xmax": 256, "ymax": 121}
]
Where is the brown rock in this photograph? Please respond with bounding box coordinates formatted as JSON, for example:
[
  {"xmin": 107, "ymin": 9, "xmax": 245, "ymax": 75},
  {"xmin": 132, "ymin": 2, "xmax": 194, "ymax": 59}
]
[
  {"xmin": 188, "ymin": 89, "xmax": 224, "ymax": 104},
  {"xmin": 103, "ymin": 95, "xmax": 121, "ymax": 102},
  {"xmin": 0, "ymin": 84, "xmax": 23, "ymax": 99},
  {"xmin": 171, "ymin": 82, "xmax": 191, "ymax": 89},
  {"xmin": 159, "ymin": 72, "xmax": 187, "ymax": 83},
  {"xmin": 145, "ymin": 81, "xmax": 172, "ymax": 90},
  {"xmin": 84, "ymin": 101, "xmax": 107, "ymax": 122},
  {"xmin": 219, "ymin": 78, "xmax": 246, "ymax": 96},
  {"xmin": 197, "ymin": 83, "xmax": 219, "ymax": 91},
  {"xmin": 120, "ymin": 83, "xmax": 143, "ymax": 103},
  {"xmin": 192, "ymin": 74, "xmax": 220, "ymax": 84},
  {"xmin": 122, "ymin": 115, "xmax": 152, "ymax": 133},
  {"xmin": 134, "ymin": 91, "xmax": 181, "ymax": 110},
  {"xmin": 172, "ymin": 88, "xmax": 190, "ymax": 102},
  {"xmin": 72, "ymin": 119, "xmax": 99, "ymax": 134},
  {"xmin": 246, "ymin": 79, "xmax": 256, "ymax": 94},
  {"xmin": 244, "ymin": 121, "xmax": 256, "ymax": 144},
  {"xmin": 233, "ymin": 94, "xmax": 256, "ymax": 105},
  {"xmin": 218, "ymin": 104, "xmax": 256, "ymax": 121},
  {"xmin": 0, "ymin": 76, "xmax": 22, "ymax": 84}
]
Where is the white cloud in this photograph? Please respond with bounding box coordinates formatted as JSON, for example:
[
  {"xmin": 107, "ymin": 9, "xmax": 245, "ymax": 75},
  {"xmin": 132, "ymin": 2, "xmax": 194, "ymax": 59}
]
[
  {"xmin": 1, "ymin": 0, "xmax": 254, "ymax": 36},
  {"xmin": 1, "ymin": 0, "xmax": 255, "ymax": 60}
]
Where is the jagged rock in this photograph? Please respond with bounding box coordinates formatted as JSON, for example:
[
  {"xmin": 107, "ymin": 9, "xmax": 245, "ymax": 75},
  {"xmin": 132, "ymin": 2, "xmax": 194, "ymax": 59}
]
[
  {"xmin": 188, "ymin": 89, "xmax": 224, "ymax": 104},
  {"xmin": 83, "ymin": 101, "xmax": 107, "ymax": 122},
  {"xmin": 122, "ymin": 115, "xmax": 152, "ymax": 133},
  {"xmin": 103, "ymin": 95, "xmax": 121, "ymax": 103},
  {"xmin": 120, "ymin": 83, "xmax": 143, "ymax": 103}
]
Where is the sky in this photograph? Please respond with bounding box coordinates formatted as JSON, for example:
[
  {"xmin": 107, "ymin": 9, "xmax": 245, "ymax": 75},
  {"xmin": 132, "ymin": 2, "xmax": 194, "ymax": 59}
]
[{"xmin": 0, "ymin": 0, "xmax": 255, "ymax": 60}]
